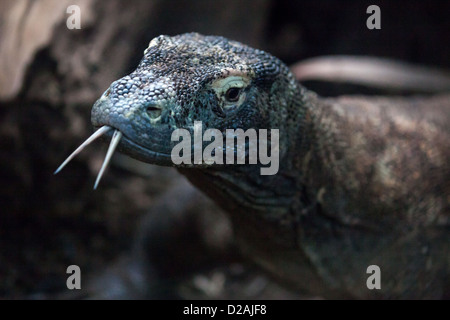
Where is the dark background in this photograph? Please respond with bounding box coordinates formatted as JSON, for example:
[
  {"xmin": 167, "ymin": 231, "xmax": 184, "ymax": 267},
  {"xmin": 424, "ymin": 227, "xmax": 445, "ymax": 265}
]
[{"xmin": 0, "ymin": 0, "xmax": 448, "ymax": 298}]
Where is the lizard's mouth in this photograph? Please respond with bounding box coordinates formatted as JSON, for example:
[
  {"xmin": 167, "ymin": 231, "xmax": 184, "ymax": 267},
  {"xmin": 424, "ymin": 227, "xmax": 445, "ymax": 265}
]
[{"xmin": 54, "ymin": 125, "xmax": 172, "ymax": 189}]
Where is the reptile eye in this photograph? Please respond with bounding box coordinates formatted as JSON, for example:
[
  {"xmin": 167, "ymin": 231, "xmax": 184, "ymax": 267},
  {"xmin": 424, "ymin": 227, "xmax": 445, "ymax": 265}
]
[{"xmin": 225, "ymin": 87, "xmax": 241, "ymax": 102}]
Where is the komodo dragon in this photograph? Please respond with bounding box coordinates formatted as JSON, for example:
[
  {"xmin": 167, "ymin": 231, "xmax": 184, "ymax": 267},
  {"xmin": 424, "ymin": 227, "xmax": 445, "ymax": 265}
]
[{"xmin": 56, "ymin": 33, "xmax": 450, "ymax": 299}]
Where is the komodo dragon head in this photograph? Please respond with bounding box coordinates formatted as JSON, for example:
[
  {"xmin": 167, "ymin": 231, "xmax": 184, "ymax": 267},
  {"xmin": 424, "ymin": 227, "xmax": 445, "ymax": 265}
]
[{"xmin": 56, "ymin": 33, "xmax": 303, "ymax": 190}]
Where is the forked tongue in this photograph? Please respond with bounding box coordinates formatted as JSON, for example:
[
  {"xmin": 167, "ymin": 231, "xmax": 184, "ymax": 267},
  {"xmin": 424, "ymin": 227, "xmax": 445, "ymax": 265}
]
[
  {"xmin": 93, "ymin": 130, "xmax": 122, "ymax": 189},
  {"xmin": 54, "ymin": 125, "xmax": 123, "ymax": 189}
]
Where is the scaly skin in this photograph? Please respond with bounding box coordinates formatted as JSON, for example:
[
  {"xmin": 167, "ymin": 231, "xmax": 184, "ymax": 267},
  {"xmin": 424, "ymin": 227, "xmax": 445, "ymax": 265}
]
[{"xmin": 91, "ymin": 33, "xmax": 450, "ymax": 298}]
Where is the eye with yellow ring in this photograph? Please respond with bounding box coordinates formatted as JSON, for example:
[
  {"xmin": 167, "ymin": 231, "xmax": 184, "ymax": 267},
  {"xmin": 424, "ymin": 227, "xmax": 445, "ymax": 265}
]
[{"xmin": 211, "ymin": 75, "xmax": 250, "ymax": 110}]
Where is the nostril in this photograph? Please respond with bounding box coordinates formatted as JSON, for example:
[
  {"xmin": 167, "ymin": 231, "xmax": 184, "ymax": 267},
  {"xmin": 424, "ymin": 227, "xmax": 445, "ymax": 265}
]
[{"xmin": 146, "ymin": 106, "xmax": 162, "ymax": 119}]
